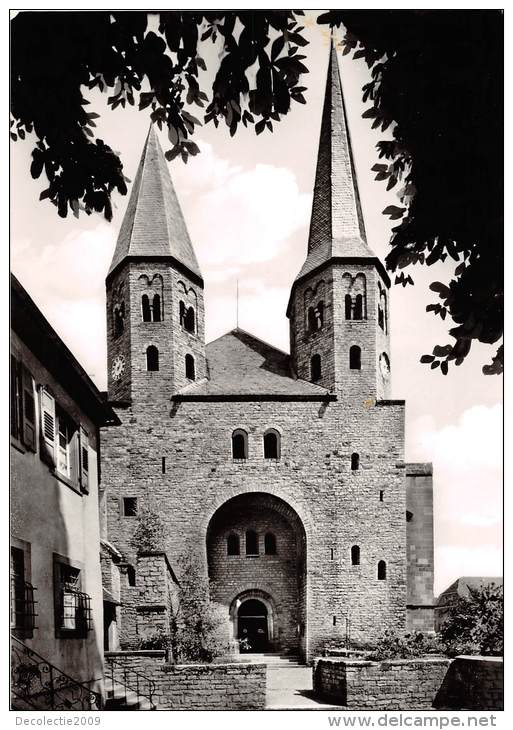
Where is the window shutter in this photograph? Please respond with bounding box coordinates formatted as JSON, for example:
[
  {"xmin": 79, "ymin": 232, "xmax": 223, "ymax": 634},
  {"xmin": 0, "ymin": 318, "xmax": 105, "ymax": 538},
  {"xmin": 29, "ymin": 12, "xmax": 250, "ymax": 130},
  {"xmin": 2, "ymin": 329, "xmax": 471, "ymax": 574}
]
[
  {"xmin": 69, "ymin": 427, "xmax": 80, "ymax": 486},
  {"xmin": 79, "ymin": 426, "xmax": 89, "ymax": 493},
  {"xmin": 21, "ymin": 366, "xmax": 36, "ymax": 452},
  {"xmin": 40, "ymin": 387, "xmax": 56, "ymax": 466}
]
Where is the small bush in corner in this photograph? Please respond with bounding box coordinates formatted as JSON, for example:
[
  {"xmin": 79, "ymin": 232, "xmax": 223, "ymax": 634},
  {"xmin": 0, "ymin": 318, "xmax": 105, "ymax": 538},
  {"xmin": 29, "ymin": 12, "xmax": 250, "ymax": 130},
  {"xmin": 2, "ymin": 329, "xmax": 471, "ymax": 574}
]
[
  {"xmin": 366, "ymin": 630, "xmax": 445, "ymax": 661},
  {"xmin": 439, "ymin": 582, "xmax": 503, "ymax": 657},
  {"xmin": 130, "ymin": 500, "xmax": 166, "ymax": 553}
]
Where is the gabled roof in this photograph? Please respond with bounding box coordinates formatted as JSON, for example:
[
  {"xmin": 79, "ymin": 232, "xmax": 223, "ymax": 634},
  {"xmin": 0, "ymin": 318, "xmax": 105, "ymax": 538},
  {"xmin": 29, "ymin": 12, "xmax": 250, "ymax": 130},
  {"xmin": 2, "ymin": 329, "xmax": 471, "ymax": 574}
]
[
  {"xmin": 293, "ymin": 38, "xmax": 377, "ymax": 287},
  {"xmin": 107, "ymin": 125, "xmax": 201, "ymax": 281},
  {"xmin": 173, "ymin": 329, "xmax": 332, "ymax": 400},
  {"xmin": 11, "ymin": 274, "xmax": 119, "ymax": 426},
  {"xmin": 437, "ymin": 576, "xmax": 503, "ymax": 602}
]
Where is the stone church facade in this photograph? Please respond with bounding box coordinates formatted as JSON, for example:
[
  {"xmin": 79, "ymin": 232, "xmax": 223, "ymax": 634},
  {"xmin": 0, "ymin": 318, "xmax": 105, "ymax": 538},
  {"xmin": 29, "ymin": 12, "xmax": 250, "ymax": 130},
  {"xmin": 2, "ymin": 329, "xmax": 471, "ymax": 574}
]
[{"xmin": 100, "ymin": 42, "xmax": 434, "ymax": 662}]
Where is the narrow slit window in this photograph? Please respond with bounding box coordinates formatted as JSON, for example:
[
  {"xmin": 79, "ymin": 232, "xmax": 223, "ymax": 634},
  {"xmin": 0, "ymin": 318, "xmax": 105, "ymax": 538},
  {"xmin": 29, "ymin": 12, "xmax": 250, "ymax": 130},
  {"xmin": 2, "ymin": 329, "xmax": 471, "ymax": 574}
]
[
  {"xmin": 351, "ymin": 545, "xmax": 360, "ymax": 566},
  {"xmin": 185, "ymin": 354, "xmax": 196, "ymax": 380},
  {"xmin": 378, "ymin": 560, "xmax": 387, "ymax": 580},
  {"xmin": 345, "ymin": 294, "xmax": 352, "ymax": 320},
  {"xmin": 126, "ymin": 566, "xmax": 136, "ymax": 587},
  {"xmin": 349, "ymin": 345, "xmax": 361, "ymax": 370},
  {"xmin": 142, "ymin": 295, "xmax": 151, "ymax": 322},
  {"xmin": 351, "ymin": 453, "xmax": 359, "ymax": 471},
  {"xmin": 246, "ymin": 530, "xmax": 259, "ymax": 556},
  {"xmin": 311, "ymin": 354, "xmax": 322, "ymax": 382},
  {"xmin": 307, "ymin": 307, "xmax": 317, "ymax": 332},
  {"xmin": 265, "ymin": 533, "xmax": 277, "ymax": 555},
  {"xmin": 227, "ymin": 534, "xmax": 240, "ymax": 556},
  {"xmin": 152, "ymin": 294, "xmax": 161, "ymax": 322},
  {"xmin": 379, "ymin": 490, "xmax": 384, "ymax": 502},
  {"xmin": 162, "ymin": 457, "xmax": 166, "ymax": 474},
  {"xmin": 354, "ymin": 294, "xmax": 363, "ymax": 320},
  {"xmin": 146, "ymin": 345, "xmax": 159, "ymax": 371}
]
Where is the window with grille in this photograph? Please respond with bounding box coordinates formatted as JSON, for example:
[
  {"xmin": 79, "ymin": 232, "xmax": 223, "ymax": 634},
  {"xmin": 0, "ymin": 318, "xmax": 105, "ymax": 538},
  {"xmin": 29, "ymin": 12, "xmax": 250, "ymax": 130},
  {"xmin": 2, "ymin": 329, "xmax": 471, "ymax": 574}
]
[
  {"xmin": 54, "ymin": 560, "xmax": 92, "ymax": 638},
  {"xmin": 10, "ymin": 547, "xmax": 37, "ymax": 637}
]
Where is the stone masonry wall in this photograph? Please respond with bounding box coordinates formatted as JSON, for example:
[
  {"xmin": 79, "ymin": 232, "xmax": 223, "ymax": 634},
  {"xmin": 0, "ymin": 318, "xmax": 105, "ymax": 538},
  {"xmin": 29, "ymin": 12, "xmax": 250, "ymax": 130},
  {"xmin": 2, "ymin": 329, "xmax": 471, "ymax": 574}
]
[
  {"xmin": 101, "ymin": 394, "xmax": 406, "ymax": 661},
  {"xmin": 433, "ymin": 656, "xmax": 504, "ymax": 711},
  {"xmin": 406, "ymin": 464, "xmax": 435, "ymax": 632},
  {"xmin": 208, "ymin": 502, "xmax": 301, "ymax": 653},
  {"xmin": 314, "ymin": 657, "xmax": 451, "ymax": 710},
  {"xmin": 313, "ymin": 656, "xmax": 504, "ymax": 711},
  {"xmin": 105, "ymin": 652, "xmax": 266, "ymax": 710},
  {"xmin": 290, "ymin": 265, "xmax": 391, "ymax": 400}
]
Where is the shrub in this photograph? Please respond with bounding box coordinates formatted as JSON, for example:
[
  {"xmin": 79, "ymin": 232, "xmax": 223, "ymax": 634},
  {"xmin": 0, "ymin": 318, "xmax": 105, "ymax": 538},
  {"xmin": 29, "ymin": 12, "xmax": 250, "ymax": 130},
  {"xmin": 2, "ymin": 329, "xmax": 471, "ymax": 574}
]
[
  {"xmin": 366, "ymin": 630, "xmax": 445, "ymax": 661},
  {"xmin": 170, "ymin": 553, "xmax": 232, "ymax": 664},
  {"xmin": 129, "ymin": 500, "xmax": 166, "ymax": 553},
  {"xmin": 439, "ymin": 582, "xmax": 503, "ymax": 657}
]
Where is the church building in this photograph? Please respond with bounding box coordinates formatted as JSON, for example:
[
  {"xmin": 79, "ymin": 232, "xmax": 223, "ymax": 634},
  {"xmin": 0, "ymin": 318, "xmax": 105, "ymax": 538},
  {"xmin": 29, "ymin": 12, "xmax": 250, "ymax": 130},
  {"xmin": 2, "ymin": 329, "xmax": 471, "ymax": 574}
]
[{"xmin": 100, "ymin": 42, "xmax": 435, "ymax": 662}]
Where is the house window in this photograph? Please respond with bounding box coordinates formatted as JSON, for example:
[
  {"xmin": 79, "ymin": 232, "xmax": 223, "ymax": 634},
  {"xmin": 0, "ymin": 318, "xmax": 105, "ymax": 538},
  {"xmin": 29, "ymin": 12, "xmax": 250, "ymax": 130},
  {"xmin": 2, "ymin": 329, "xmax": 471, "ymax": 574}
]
[
  {"xmin": 11, "ymin": 547, "xmax": 36, "ymax": 637},
  {"xmin": 311, "ymin": 354, "xmax": 322, "ymax": 382},
  {"xmin": 307, "ymin": 307, "xmax": 316, "ymax": 332},
  {"xmin": 378, "ymin": 560, "xmax": 387, "ymax": 580},
  {"xmin": 185, "ymin": 354, "xmax": 196, "ymax": 380},
  {"xmin": 265, "ymin": 533, "xmax": 277, "ymax": 555},
  {"xmin": 54, "ymin": 558, "xmax": 92, "ymax": 638},
  {"xmin": 351, "ymin": 452, "xmax": 359, "ymax": 471},
  {"xmin": 122, "ymin": 497, "xmax": 138, "ymax": 517},
  {"xmin": 232, "ymin": 429, "xmax": 248, "ymax": 460},
  {"xmin": 350, "ymin": 345, "xmax": 361, "ymax": 370},
  {"xmin": 146, "ymin": 345, "xmax": 159, "ymax": 371},
  {"xmin": 246, "ymin": 530, "xmax": 259, "ymax": 556},
  {"xmin": 351, "ymin": 545, "xmax": 360, "ymax": 566},
  {"xmin": 11, "ymin": 356, "xmax": 36, "ymax": 451},
  {"xmin": 263, "ymin": 429, "xmax": 280, "ymax": 460},
  {"xmin": 227, "ymin": 534, "xmax": 240, "ymax": 556},
  {"xmin": 39, "ymin": 389, "xmax": 88, "ymax": 489}
]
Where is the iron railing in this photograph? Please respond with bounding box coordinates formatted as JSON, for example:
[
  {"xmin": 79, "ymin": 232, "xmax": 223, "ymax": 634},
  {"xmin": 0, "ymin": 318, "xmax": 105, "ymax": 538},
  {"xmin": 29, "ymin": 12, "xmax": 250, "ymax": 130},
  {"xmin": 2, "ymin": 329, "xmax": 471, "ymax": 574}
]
[
  {"xmin": 11, "ymin": 636, "xmax": 101, "ymax": 711},
  {"xmin": 11, "ymin": 580, "xmax": 38, "ymax": 636},
  {"xmin": 105, "ymin": 656, "xmax": 157, "ymax": 710}
]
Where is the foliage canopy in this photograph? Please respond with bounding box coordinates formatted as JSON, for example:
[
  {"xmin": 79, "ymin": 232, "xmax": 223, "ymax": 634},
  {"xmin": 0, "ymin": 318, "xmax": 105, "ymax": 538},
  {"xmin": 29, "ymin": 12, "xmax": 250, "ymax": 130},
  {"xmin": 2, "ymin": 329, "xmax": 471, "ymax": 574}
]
[{"xmin": 11, "ymin": 10, "xmax": 503, "ymax": 373}]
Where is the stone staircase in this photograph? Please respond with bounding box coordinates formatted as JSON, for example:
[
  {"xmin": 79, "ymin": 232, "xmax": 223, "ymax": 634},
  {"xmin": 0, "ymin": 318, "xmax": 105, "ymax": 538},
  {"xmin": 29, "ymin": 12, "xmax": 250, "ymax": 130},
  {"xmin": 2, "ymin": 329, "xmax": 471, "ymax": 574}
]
[{"xmin": 104, "ymin": 677, "xmax": 156, "ymax": 710}]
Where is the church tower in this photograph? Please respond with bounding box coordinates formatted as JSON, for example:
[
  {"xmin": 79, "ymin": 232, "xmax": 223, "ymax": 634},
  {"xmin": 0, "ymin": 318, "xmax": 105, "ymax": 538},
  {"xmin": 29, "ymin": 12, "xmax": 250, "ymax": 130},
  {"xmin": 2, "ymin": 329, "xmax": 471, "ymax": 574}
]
[
  {"xmin": 105, "ymin": 125, "xmax": 206, "ymax": 405},
  {"xmin": 288, "ymin": 40, "xmax": 392, "ymax": 401}
]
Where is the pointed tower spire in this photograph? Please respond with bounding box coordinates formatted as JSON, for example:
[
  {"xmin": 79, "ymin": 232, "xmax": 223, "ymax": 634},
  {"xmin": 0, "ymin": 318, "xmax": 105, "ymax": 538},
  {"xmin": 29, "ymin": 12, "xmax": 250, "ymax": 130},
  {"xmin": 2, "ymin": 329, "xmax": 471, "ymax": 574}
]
[
  {"xmin": 296, "ymin": 38, "xmax": 374, "ymax": 281},
  {"xmin": 108, "ymin": 124, "xmax": 202, "ymax": 281}
]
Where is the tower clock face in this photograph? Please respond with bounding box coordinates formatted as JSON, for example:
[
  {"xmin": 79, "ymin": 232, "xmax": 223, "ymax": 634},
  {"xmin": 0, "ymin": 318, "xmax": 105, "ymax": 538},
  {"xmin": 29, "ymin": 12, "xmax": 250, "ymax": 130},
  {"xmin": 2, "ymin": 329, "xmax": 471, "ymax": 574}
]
[{"xmin": 112, "ymin": 355, "xmax": 126, "ymax": 381}]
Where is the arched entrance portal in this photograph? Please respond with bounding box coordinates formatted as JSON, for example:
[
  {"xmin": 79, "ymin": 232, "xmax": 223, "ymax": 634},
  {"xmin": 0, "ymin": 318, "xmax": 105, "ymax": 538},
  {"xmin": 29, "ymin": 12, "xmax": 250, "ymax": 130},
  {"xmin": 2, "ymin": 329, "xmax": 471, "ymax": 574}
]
[
  {"xmin": 238, "ymin": 599, "xmax": 268, "ymax": 653},
  {"xmin": 206, "ymin": 492, "xmax": 307, "ymax": 658}
]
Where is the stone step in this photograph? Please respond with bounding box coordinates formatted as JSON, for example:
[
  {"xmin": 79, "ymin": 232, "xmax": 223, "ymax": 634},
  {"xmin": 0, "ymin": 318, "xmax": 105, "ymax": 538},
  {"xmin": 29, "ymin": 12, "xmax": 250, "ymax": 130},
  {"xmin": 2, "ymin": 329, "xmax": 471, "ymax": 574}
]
[{"xmin": 105, "ymin": 679, "xmax": 156, "ymax": 710}]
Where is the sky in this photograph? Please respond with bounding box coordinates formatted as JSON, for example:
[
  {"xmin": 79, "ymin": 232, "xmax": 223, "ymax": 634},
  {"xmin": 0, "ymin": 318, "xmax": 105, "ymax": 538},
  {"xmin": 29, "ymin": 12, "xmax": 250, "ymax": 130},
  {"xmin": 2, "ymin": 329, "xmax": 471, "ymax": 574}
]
[{"xmin": 10, "ymin": 12, "xmax": 503, "ymax": 595}]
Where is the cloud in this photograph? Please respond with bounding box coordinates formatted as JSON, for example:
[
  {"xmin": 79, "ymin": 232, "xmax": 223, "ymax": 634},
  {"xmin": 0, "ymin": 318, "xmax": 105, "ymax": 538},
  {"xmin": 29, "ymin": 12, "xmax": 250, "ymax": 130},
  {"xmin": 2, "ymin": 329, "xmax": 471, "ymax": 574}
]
[
  {"xmin": 174, "ymin": 141, "xmax": 312, "ymax": 271},
  {"xmin": 435, "ymin": 544, "xmax": 503, "ymax": 595},
  {"xmin": 11, "ymin": 223, "xmax": 115, "ymax": 390}
]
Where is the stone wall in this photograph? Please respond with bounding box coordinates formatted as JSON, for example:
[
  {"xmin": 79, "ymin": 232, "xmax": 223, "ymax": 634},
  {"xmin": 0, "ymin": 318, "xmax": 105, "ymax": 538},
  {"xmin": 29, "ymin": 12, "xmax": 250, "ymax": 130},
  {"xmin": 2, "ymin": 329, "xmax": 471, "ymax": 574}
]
[
  {"xmin": 313, "ymin": 656, "xmax": 503, "ymax": 711},
  {"xmin": 433, "ymin": 656, "xmax": 504, "ymax": 711},
  {"xmin": 105, "ymin": 652, "xmax": 266, "ymax": 711},
  {"xmin": 405, "ymin": 463, "xmax": 435, "ymax": 632},
  {"xmin": 101, "ymin": 395, "xmax": 407, "ymax": 661}
]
